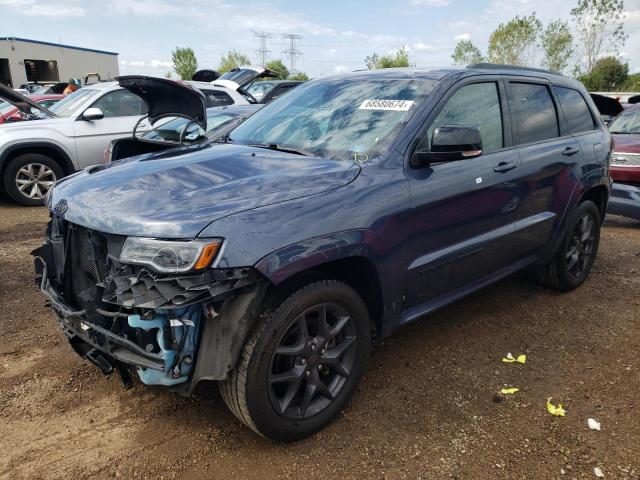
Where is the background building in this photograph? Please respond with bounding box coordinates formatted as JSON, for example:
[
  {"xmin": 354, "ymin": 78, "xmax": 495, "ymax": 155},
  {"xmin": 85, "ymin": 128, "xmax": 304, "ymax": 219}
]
[{"xmin": 0, "ymin": 37, "xmax": 119, "ymax": 88}]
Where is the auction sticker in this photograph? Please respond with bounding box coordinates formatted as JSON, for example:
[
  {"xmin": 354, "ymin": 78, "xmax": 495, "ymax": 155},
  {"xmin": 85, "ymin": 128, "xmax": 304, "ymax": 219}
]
[{"xmin": 358, "ymin": 99, "xmax": 414, "ymax": 111}]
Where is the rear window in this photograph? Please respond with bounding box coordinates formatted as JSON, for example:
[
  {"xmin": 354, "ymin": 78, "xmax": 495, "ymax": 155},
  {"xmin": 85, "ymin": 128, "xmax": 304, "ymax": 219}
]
[
  {"xmin": 555, "ymin": 87, "xmax": 596, "ymax": 134},
  {"xmin": 201, "ymin": 89, "xmax": 234, "ymax": 108},
  {"xmin": 510, "ymin": 83, "xmax": 559, "ymax": 144}
]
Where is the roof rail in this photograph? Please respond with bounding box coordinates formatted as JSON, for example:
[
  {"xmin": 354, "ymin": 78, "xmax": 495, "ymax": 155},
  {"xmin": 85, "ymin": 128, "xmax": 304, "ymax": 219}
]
[{"xmin": 466, "ymin": 63, "xmax": 563, "ymax": 76}]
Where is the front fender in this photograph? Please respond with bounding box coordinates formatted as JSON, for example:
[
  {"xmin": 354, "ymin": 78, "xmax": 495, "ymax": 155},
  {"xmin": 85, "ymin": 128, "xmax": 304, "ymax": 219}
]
[
  {"xmin": 0, "ymin": 132, "xmax": 76, "ymax": 171},
  {"xmin": 254, "ymin": 230, "xmax": 376, "ymax": 285}
]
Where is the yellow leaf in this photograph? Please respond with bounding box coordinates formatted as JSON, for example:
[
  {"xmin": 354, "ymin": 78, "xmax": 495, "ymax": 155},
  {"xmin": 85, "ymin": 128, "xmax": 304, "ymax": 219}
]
[
  {"xmin": 502, "ymin": 353, "xmax": 526, "ymax": 364},
  {"xmin": 501, "ymin": 387, "xmax": 519, "ymax": 395},
  {"xmin": 547, "ymin": 397, "xmax": 566, "ymax": 417}
]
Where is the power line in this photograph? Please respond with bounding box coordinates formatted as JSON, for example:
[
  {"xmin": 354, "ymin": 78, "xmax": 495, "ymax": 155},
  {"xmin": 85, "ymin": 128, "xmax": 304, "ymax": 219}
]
[
  {"xmin": 283, "ymin": 33, "xmax": 303, "ymax": 72},
  {"xmin": 253, "ymin": 31, "xmax": 272, "ymax": 66}
]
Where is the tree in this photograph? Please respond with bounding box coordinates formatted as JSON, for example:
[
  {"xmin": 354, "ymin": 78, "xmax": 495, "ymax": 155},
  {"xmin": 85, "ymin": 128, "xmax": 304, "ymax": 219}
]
[
  {"xmin": 289, "ymin": 72, "xmax": 310, "ymax": 81},
  {"xmin": 365, "ymin": 47, "xmax": 410, "ymax": 69},
  {"xmin": 487, "ymin": 13, "xmax": 542, "ymax": 66},
  {"xmin": 218, "ymin": 50, "xmax": 251, "ymax": 74},
  {"xmin": 451, "ymin": 40, "xmax": 484, "ymax": 65},
  {"xmin": 571, "ymin": 0, "xmax": 627, "ymax": 75},
  {"xmin": 172, "ymin": 47, "xmax": 198, "ymax": 80},
  {"xmin": 265, "ymin": 59, "xmax": 289, "ymax": 80},
  {"xmin": 580, "ymin": 56, "xmax": 629, "ymax": 90},
  {"xmin": 540, "ymin": 20, "xmax": 573, "ymax": 73}
]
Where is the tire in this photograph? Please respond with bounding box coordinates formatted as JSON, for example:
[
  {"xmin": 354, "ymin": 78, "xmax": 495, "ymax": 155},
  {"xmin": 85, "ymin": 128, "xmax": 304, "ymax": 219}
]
[
  {"xmin": 533, "ymin": 200, "xmax": 601, "ymax": 291},
  {"xmin": 219, "ymin": 280, "xmax": 371, "ymax": 442},
  {"xmin": 2, "ymin": 153, "xmax": 64, "ymax": 206}
]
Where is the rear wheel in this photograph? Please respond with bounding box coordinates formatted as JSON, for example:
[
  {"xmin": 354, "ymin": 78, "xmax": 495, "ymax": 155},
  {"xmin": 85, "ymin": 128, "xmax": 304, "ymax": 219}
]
[
  {"xmin": 3, "ymin": 154, "xmax": 63, "ymax": 206},
  {"xmin": 533, "ymin": 200, "xmax": 601, "ymax": 290},
  {"xmin": 220, "ymin": 280, "xmax": 371, "ymax": 442}
]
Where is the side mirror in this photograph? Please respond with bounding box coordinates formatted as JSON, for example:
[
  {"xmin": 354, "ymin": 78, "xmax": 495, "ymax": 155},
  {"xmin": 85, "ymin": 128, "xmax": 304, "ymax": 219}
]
[
  {"xmin": 413, "ymin": 125, "xmax": 483, "ymax": 166},
  {"xmin": 82, "ymin": 107, "xmax": 104, "ymax": 121}
]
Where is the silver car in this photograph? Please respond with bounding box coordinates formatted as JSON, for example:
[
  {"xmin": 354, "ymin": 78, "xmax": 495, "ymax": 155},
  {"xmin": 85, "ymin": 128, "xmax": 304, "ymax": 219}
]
[{"xmin": 0, "ymin": 81, "xmax": 247, "ymax": 205}]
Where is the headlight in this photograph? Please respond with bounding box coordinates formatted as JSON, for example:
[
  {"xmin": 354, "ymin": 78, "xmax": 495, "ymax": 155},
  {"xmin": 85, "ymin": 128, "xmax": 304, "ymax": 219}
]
[{"xmin": 120, "ymin": 237, "xmax": 222, "ymax": 273}]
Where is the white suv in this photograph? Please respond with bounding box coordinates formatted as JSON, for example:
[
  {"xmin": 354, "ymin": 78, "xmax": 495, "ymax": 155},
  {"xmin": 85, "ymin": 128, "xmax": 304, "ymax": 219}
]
[{"xmin": 0, "ymin": 80, "xmax": 247, "ymax": 205}]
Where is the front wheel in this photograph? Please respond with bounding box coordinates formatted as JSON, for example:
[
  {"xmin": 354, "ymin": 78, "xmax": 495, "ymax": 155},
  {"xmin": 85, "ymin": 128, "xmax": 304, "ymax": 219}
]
[
  {"xmin": 219, "ymin": 280, "xmax": 371, "ymax": 442},
  {"xmin": 533, "ymin": 200, "xmax": 601, "ymax": 290},
  {"xmin": 3, "ymin": 154, "xmax": 64, "ymax": 206}
]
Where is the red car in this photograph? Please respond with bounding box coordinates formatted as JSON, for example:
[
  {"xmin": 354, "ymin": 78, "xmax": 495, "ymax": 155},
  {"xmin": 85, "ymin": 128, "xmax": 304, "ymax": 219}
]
[
  {"xmin": 0, "ymin": 94, "xmax": 64, "ymax": 124},
  {"xmin": 609, "ymin": 104, "xmax": 640, "ymax": 185},
  {"xmin": 607, "ymin": 104, "xmax": 640, "ymax": 220}
]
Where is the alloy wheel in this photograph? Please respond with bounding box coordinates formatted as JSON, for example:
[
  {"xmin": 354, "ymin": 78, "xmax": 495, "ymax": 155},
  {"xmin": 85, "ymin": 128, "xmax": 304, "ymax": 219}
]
[
  {"xmin": 268, "ymin": 303, "xmax": 358, "ymax": 420},
  {"xmin": 566, "ymin": 213, "xmax": 596, "ymax": 280},
  {"xmin": 15, "ymin": 163, "xmax": 56, "ymax": 200}
]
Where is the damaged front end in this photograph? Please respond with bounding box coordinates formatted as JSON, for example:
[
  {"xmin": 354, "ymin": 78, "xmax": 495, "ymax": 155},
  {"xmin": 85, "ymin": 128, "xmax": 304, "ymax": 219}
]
[{"xmin": 32, "ymin": 214, "xmax": 267, "ymax": 392}]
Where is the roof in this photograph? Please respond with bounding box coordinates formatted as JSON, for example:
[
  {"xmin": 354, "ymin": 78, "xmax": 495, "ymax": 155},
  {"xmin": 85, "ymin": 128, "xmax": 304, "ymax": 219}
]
[{"xmin": 0, "ymin": 37, "xmax": 118, "ymax": 56}]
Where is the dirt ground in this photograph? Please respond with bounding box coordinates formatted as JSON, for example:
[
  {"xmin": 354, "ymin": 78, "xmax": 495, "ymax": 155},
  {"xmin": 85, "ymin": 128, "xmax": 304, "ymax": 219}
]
[{"xmin": 0, "ymin": 197, "xmax": 638, "ymax": 480}]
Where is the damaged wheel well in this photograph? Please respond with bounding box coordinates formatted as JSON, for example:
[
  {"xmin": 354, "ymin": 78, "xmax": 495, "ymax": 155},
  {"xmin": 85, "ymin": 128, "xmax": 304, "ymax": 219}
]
[{"xmin": 265, "ymin": 256, "xmax": 384, "ymax": 337}]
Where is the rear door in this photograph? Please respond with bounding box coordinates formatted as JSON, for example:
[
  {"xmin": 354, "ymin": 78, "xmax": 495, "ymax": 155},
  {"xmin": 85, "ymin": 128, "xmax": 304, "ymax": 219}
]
[
  {"xmin": 405, "ymin": 77, "xmax": 524, "ymax": 307},
  {"xmin": 73, "ymin": 89, "xmax": 148, "ymax": 168},
  {"xmin": 503, "ymin": 78, "xmax": 585, "ymax": 256}
]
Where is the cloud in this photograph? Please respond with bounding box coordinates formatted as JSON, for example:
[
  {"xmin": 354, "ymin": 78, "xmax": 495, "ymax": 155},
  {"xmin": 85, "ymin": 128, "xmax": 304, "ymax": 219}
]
[
  {"xmin": 409, "ymin": 0, "xmax": 450, "ymax": 6},
  {"xmin": 411, "ymin": 42, "xmax": 436, "ymax": 51},
  {"xmin": 454, "ymin": 33, "xmax": 471, "ymax": 41},
  {"xmin": 0, "ymin": 0, "xmax": 84, "ymax": 16}
]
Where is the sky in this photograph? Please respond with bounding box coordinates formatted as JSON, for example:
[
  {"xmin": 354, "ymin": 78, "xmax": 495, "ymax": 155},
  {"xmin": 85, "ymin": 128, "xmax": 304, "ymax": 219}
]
[{"xmin": 2, "ymin": 0, "xmax": 640, "ymax": 78}]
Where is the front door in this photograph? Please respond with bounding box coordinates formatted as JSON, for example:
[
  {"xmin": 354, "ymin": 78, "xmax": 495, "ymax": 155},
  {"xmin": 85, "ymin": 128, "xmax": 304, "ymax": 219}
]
[
  {"xmin": 405, "ymin": 79, "xmax": 523, "ymax": 308},
  {"xmin": 73, "ymin": 89, "xmax": 148, "ymax": 168}
]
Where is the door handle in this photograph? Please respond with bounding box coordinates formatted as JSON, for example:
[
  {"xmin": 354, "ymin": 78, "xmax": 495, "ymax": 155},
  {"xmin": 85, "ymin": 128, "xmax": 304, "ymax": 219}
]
[
  {"xmin": 494, "ymin": 161, "xmax": 517, "ymax": 173},
  {"xmin": 562, "ymin": 146, "xmax": 580, "ymax": 156}
]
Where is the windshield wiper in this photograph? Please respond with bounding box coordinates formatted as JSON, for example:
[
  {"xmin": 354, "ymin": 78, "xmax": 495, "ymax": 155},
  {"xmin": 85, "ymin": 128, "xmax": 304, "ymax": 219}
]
[
  {"xmin": 609, "ymin": 131, "xmax": 635, "ymax": 134},
  {"xmin": 248, "ymin": 143, "xmax": 315, "ymax": 157}
]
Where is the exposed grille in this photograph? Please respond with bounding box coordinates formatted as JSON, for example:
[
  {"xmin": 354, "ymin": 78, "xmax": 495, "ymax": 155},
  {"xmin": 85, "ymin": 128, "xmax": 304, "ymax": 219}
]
[
  {"xmin": 66, "ymin": 224, "xmax": 109, "ymax": 308},
  {"xmin": 612, "ymin": 152, "xmax": 640, "ymax": 167}
]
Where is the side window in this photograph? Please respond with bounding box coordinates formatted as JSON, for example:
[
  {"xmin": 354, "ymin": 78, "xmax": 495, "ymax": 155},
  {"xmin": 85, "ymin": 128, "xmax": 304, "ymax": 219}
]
[
  {"xmin": 202, "ymin": 90, "xmax": 233, "ymax": 107},
  {"xmin": 269, "ymin": 85, "xmax": 293, "ymax": 101},
  {"xmin": 555, "ymin": 86, "xmax": 596, "ymax": 134},
  {"xmin": 422, "ymin": 82, "xmax": 503, "ymax": 153},
  {"xmin": 510, "ymin": 83, "xmax": 559, "ymax": 144},
  {"xmin": 91, "ymin": 90, "xmax": 148, "ymax": 118}
]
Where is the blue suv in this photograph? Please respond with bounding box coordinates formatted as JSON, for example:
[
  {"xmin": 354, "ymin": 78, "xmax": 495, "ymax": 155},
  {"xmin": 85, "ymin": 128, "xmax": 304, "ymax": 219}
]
[{"xmin": 33, "ymin": 65, "xmax": 611, "ymax": 441}]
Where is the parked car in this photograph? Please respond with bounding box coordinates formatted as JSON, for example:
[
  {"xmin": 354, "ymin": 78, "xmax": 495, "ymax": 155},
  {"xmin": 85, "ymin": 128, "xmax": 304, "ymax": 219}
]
[
  {"xmin": 606, "ymin": 104, "xmax": 640, "ymax": 221},
  {"xmin": 0, "ymin": 94, "xmax": 64, "ymax": 124},
  {"xmin": 246, "ymin": 80, "xmax": 304, "ymax": 103},
  {"xmin": 105, "ymin": 103, "xmax": 262, "ymax": 163},
  {"xmin": 33, "ymin": 65, "xmax": 610, "ymax": 442},
  {"xmin": 0, "ymin": 79, "xmax": 248, "ymax": 205},
  {"xmin": 212, "ymin": 66, "xmax": 278, "ymax": 103}
]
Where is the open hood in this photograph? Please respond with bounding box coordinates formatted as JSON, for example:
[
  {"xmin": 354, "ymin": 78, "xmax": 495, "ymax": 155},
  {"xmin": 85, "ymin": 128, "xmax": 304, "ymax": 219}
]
[
  {"xmin": 212, "ymin": 66, "xmax": 276, "ymax": 91},
  {"xmin": 0, "ymin": 82, "xmax": 57, "ymax": 118},
  {"xmin": 590, "ymin": 93, "xmax": 623, "ymax": 117},
  {"xmin": 192, "ymin": 69, "xmax": 220, "ymax": 82},
  {"xmin": 117, "ymin": 75, "xmax": 207, "ymax": 129}
]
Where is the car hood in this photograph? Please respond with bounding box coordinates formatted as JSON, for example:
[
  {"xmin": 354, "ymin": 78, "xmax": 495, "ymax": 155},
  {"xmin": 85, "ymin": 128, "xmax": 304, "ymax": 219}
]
[
  {"xmin": 0, "ymin": 82, "xmax": 57, "ymax": 118},
  {"xmin": 49, "ymin": 144, "xmax": 360, "ymax": 238},
  {"xmin": 611, "ymin": 133, "xmax": 640, "ymax": 153},
  {"xmin": 117, "ymin": 75, "xmax": 207, "ymax": 129}
]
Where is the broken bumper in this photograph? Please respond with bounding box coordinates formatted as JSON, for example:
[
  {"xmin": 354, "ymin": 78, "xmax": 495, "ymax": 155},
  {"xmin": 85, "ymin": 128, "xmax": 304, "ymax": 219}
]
[
  {"xmin": 608, "ymin": 183, "xmax": 640, "ymax": 221},
  {"xmin": 33, "ymin": 218, "xmax": 268, "ymax": 392}
]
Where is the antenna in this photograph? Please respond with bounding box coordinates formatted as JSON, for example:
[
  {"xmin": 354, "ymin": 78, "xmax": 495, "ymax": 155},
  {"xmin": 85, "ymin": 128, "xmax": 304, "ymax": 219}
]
[
  {"xmin": 253, "ymin": 31, "xmax": 272, "ymax": 66},
  {"xmin": 283, "ymin": 33, "xmax": 303, "ymax": 72}
]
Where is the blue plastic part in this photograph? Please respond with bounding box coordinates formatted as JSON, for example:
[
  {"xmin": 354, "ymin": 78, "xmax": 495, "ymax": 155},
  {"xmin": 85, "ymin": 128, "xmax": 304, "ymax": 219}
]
[{"xmin": 127, "ymin": 305, "xmax": 201, "ymax": 386}]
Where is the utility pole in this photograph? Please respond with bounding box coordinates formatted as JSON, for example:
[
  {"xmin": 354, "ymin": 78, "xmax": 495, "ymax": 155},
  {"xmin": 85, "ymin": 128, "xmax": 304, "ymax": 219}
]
[
  {"xmin": 283, "ymin": 34, "xmax": 303, "ymax": 73},
  {"xmin": 253, "ymin": 31, "xmax": 272, "ymax": 66}
]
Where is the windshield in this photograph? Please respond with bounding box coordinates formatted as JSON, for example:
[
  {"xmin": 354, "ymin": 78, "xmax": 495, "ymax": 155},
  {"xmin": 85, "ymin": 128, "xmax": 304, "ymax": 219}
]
[
  {"xmin": 609, "ymin": 108, "xmax": 640, "ymax": 134},
  {"xmin": 142, "ymin": 111, "xmax": 238, "ymax": 143},
  {"xmin": 0, "ymin": 101, "xmax": 15, "ymax": 116},
  {"xmin": 49, "ymin": 88, "xmax": 100, "ymax": 117},
  {"xmin": 247, "ymin": 82, "xmax": 274, "ymax": 101},
  {"xmin": 229, "ymin": 77, "xmax": 436, "ymax": 161}
]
